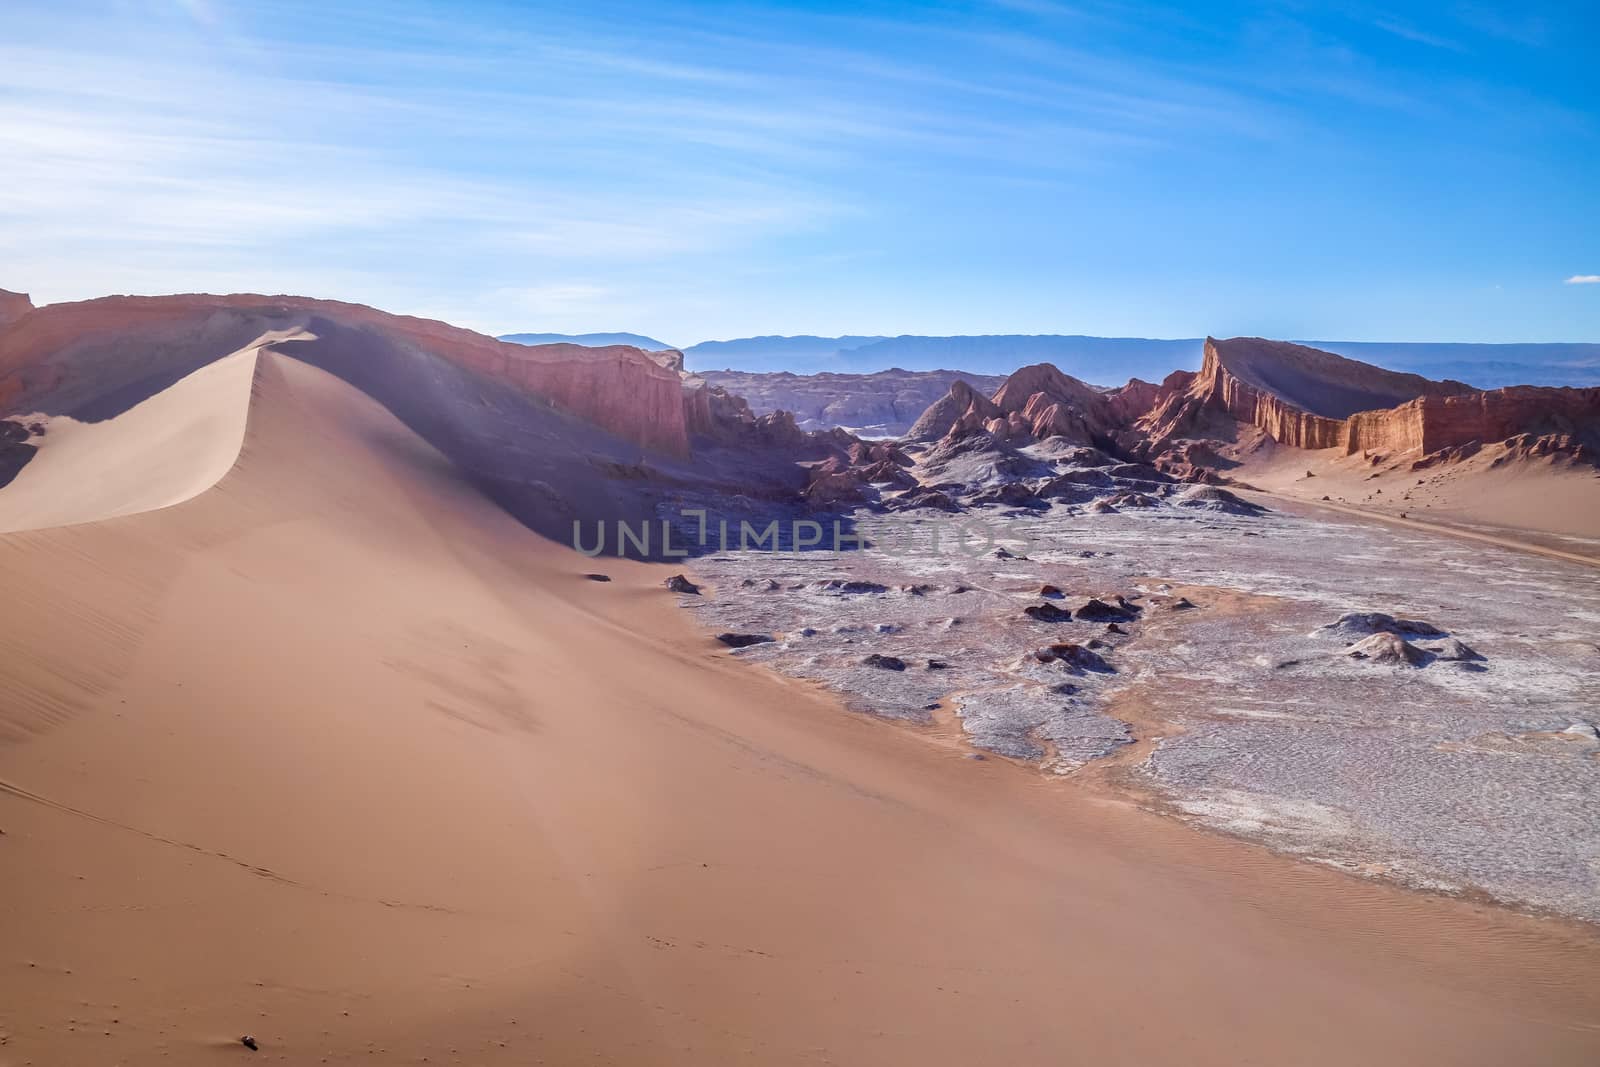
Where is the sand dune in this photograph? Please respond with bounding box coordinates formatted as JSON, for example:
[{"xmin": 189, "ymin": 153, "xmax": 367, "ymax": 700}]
[
  {"xmin": 1238, "ymin": 436, "xmax": 1600, "ymax": 555},
  {"xmin": 0, "ymin": 328, "xmax": 308, "ymax": 533},
  {"xmin": 2, "ymin": 352, "xmax": 1599, "ymax": 1065}
]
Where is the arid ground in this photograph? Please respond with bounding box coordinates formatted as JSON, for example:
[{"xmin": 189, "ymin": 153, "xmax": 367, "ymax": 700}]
[{"xmin": 2, "ymin": 347, "xmax": 1599, "ymax": 1065}]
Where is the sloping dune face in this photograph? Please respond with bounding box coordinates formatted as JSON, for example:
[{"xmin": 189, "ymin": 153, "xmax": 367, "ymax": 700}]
[
  {"xmin": 2, "ymin": 357, "xmax": 1600, "ymax": 1063},
  {"xmin": 0, "ymin": 329, "xmax": 306, "ymax": 532}
]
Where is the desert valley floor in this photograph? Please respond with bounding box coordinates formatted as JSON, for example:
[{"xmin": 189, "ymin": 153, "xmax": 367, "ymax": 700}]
[{"xmin": 1, "ymin": 304, "xmax": 1599, "ymax": 1064}]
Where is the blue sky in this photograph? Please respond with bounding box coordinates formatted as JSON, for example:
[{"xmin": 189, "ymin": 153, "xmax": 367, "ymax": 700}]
[{"xmin": 4, "ymin": 0, "xmax": 1596, "ymax": 343}]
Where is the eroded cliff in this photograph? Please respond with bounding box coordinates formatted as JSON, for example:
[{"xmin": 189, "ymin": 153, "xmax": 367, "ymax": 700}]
[{"xmin": 913, "ymin": 336, "xmax": 1600, "ymax": 480}]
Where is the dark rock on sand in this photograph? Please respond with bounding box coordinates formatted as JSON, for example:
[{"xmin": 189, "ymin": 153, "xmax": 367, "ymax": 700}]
[
  {"xmin": 1032, "ymin": 642, "xmax": 1114, "ymax": 673},
  {"xmin": 1024, "ymin": 603, "xmax": 1073, "ymax": 622},
  {"xmin": 863, "ymin": 653, "xmax": 907, "ymax": 671},
  {"xmin": 1075, "ymin": 597, "xmax": 1134, "ymax": 622},
  {"xmin": 584, "ymin": 573, "xmax": 612, "ymax": 582},
  {"xmin": 1320, "ymin": 612, "xmax": 1446, "ymax": 640},
  {"xmin": 717, "ymin": 633, "xmax": 774, "ymax": 648},
  {"xmin": 664, "ymin": 574, "xmax": 701, "ymax": 594},
  {"xmin": 814, "ymin": 579, "xmax": 890, "ymax": 595}
]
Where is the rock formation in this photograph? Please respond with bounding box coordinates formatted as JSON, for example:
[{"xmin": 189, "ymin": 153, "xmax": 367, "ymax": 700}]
[
  {"xmin": 699, "ymin": 368, "xmax": 1006, "ymax": 437},
  {"xmin": 1317, "ymin": 612, "xmax": 1446, "ymax": 640},
  {"xmin": 800, "ymin": 439, "xmax": 916, "ymax": 507},
  {"xmin": 906, "ymin": 378, "xmax": 1003, "ymax": 441},
  {"xmin": 910, "ymin": 335, "xmax": 1600, "ymax": 484},
  {"xmin": 943, "ymin": 363, "xmax": 1128, "ymax": 447},
  {"xmin": 1343, "ymin": 631, "xmax": 1428, "ymax": 666},
  {"xmin": 1135, "ymin": 337, "xmax": 1599, "ymax": 462}
]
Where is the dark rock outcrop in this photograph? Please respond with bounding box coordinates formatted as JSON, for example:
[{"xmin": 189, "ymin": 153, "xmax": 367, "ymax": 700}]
[
  {"xmin": 717, "ymin": 633, "xmax": 774, "ymax": 648},
  {"xmin": 1032, "ymin": 642, "xmax": 1114, "ymax": 672},
  {"xmin": 1319, "ymin": 612, "xmax": 1446, "ymax": 640},
  {"xmin": 1074, "ymin": 598, "xmax": 1135, "ymax": 622}
]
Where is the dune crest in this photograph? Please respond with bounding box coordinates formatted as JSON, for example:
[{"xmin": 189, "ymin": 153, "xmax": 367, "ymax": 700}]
[{"xmin": 0, "ymin": 328, "xmax": 310, "ymax": 533}]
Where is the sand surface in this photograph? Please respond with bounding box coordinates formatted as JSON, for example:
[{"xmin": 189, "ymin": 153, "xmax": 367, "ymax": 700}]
[
  {"xmin": 0, "ymin": 329, "xmax": 309, "ymax": 534},
  {"xmin": 1235, "ymin": 437, "xmax": 1600, "ymax": 559},
  {"xmin": 2, "ymin": 354, "xmax": 1599, "ymax": 1064}
]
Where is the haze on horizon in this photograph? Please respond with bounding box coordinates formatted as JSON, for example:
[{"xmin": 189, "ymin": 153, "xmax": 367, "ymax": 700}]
[{"xmin": 3, "ymin": 0, "xmax": 1596, "ymax": 345}]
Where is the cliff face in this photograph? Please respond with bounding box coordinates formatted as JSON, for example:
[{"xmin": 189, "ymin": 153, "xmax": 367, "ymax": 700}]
[
  {"xmin": 1205, "ymin": 336, "xmax": 1471, "ymax": 418},
  {"xmin": 1411, "ymin": 387, "xmax": 1600, "ymax": 454},
  {"xmin": 1141, "ymin": 338, "xmax": 1456, "ymax": 453},
  {"xmin": 0, "ymin": 290, "xmax": 32, "ymax": 329},
  {"xmin": 1137, "ymin": 337, "xmax": 1600, "ymax": 459},
  {"xmin": 0, "ymin": 294, "xmax": 688, "ymax": 455},
  {"xmin": 1191, "ymin": 342, "xmax": 1352, "ymax": 449}
]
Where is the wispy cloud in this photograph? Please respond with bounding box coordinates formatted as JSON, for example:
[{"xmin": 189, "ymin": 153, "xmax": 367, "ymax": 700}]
[
  {"xmin": 1370, "ymin": 18, "xmax": 1466, "ymax": 53},
  {"xmin": 3, "ymin": 0, "xmax": 1595, "ymax": 342},
  {"xmin": 1567, "ymin": 275, "xmax": 1600, "ymax": 285}
]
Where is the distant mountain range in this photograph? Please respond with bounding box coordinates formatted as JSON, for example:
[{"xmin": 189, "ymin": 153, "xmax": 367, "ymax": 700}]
[
  {"xmin": 499, "ymin": 331, "xmax": 673, "ymax": 350},
  {"xmin": 500, "ymin": 332, "xmax": 1600, "ymax": 389},
  {"xmin": 683, "ymin": 335, "xmax": 891, "ymax": 369},
  {"xmin": 1306, "ymin": 341, "xmax": 1600, "ymax": 390}
]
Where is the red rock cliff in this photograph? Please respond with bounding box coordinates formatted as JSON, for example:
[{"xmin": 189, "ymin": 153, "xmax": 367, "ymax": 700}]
[
  {"xmin": 1140, "ymin": 337, "xmax": 1598, "ymax": 457},
  {"xmin": 0, "ymin": 290, "xmax": 32, "ymax": 329}
]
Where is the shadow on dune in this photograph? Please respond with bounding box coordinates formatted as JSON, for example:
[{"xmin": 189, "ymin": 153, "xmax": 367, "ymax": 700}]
[{"xmin": 0, "ymin": 299, "xmax": 861, "ymax": 558}]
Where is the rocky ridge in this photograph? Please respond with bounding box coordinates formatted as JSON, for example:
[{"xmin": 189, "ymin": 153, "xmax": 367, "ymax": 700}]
[
  {"xmin": 1134, "ymin": 337, "xmax": 1599, "ymax": 462},
  {"xmin": 905, "ymin": 337, "xmax": 1600, "ymax": 495}
]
